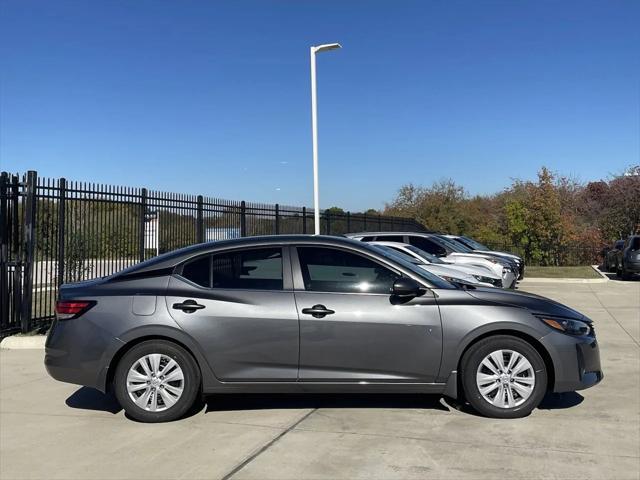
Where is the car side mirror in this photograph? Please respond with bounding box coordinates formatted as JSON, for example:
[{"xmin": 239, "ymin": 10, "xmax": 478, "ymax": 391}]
[{"xmin": 391, "ymin": 277, "xmax": 424, "ymax": 298}]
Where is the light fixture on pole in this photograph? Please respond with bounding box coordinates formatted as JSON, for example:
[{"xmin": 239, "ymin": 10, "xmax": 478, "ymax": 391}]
[{"xmin": 310, "ymin": 42, "xmax": 341, "ymax": 235}]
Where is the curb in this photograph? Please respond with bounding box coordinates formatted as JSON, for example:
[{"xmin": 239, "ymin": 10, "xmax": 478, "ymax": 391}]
[
  {"xmin": 590, "ymin": 265, "xmax": 611, "ymax": 280},
  {"xmin": 520, "ymin": 265, "xmax": 609, "ymax": 284},
  {"xmin": 0, "ymin": 335, "xmax": 46, "ymax": 350}
]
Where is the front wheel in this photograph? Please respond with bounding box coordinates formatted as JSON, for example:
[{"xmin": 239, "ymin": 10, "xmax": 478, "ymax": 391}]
[
  {"xmin": 114, "ymin": 340, "xmax": 201, "ymax": 423},
  {"xmin": 461, "ymin": 335, "xmax": 547, "ymax": 419}
]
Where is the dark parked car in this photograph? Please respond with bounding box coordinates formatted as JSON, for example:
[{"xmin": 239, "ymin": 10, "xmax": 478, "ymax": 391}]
[
  {"xmin": 603, "ymin": 240, "xmax": 625, "ymax": 273},
  {"xmin": 617, "ymin": 235, "xmax": 640, "ymax": 280},
  {"xmin": 46, "ymin": 235, "xmax": 602, "ymax": 423}
]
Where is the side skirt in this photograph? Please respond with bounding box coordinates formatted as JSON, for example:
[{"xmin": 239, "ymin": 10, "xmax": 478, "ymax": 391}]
[{"xmin": 202, "ymin": 382, "xmax": 448, "ymax": 395}]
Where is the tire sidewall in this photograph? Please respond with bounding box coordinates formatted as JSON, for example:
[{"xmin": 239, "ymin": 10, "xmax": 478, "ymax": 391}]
[
  {"xmin": 462, "ymin": 336, "xmax": 547, "ymax": 419},
  {"xmin": 114, "ymin": 340, "xmax": 200, "ymax": 423}
]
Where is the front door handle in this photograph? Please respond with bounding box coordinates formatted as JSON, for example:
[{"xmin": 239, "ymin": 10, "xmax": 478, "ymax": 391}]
[
  {"xmin": 172, "ymin": 299, "xmax": 205, "ymax": 313},
  {"xmin": 301, "ymin": 304, "xmax": 335, "ymax": 318}
]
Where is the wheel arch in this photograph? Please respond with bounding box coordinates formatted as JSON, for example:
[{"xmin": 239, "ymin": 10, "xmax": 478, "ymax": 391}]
[
  {"xmin": 103, "ymin": 332, "xmax": 215, "ymax": 393},
  {"xmin": 456, "ymin": 329, "xmax": 555, "ymax": 394}
]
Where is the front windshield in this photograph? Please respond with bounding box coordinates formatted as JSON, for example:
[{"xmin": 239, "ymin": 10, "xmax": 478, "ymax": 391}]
[
  {"xmin": 403, "ymin": 244, "xmax": 445, "ymax": 264},
  {"xmin": 437, "ymin": 235, "xmax": 473, "ymax": 253},
  {"xmin": 360, "ymin": 242, "xmax": 455, "ymax": 290},
  {"xmin": 373, "ymin": 245, "xmax": 423, "ymax": 265},
  {"xmin": 461, "ymin": 236, "xmax": 489, "ymax": 251}
]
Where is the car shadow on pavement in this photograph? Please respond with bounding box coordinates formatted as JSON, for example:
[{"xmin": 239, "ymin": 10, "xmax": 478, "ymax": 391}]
[
  {"xmin": 66, "ymin": 387, "xmax": 122, "ymax": 414},
  {"xmin": 538, "ymin": 391, "xmax": 584, "ymax": 410},
  {"xmin": 64, "ymin": 390, "xmax": 584, "ymax": 418}
]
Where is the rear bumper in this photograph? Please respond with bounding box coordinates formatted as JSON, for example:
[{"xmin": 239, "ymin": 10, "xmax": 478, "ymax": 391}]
[
  {"xmin": 540, "ymin": 331, "xmax": 603, "ymax": 392},
  {"xmin": 45, "ymin": 317, "xmax": 124, "ymax": 392}
]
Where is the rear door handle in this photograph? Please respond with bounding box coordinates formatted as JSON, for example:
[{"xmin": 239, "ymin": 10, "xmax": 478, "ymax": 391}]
[
  {"xmin": 301, "ymin": 304, "xmax": 335, "ymax": 318},
  {"xmin": 172, "ymin": 299, "xmax": 205, "ymax": 313}
]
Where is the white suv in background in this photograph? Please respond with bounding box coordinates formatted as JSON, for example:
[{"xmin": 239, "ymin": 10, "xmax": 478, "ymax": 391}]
[
  {"xmin": 370, "ymin": 241, "xmax": 502, "ymax": 288},
  {"xmin": 347, "ymin": 232, "xmax": 517, "ymax": 289}
]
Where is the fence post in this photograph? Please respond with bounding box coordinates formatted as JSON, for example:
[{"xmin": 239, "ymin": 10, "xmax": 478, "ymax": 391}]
[
  {"xmin": 274, "ymin": 204, "xmax": 280, "ymax": 235},
  {"xmin": 139, "ymin": 188, "xmax": 147, "ymax": 262},
  {"xmin": 378, "ymin": 213, "xmax": 382, "ymax": 230},
  {"xmin": 20, "ymin": 171, "xmax": 37, "ymax": 333},
  {"xmin": 0, "ymin": 173, "xmax": 8, "ymax": 330},
  {"xmin": 302, "ymin": 207, "xmax": 307, "ymax": 234},
  {"xmin": 196, "ymin": 195, "xmax": 204, "ymax": 243},
  {"xmin": 57, "ymin": 178, "xmax": 66, "ymax": 286},
  {"xmin": 363, "ymin": 212, "xmax": 367, "ymax": 230},
  {"xmin": 240, "ymin": 201, "xmax": 247, "ymax": 237},
  {"xmin": 347, "ymin": 211, "xmax": 351, "ymax": 232},
  {"xmin": 326, "ymin": 210, "xmax": 331, "ymax": 235}
]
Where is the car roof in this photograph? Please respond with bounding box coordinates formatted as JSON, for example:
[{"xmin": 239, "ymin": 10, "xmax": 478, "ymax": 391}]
[{"xmin": 114, "ymin": 235, "xmax": 377, "ymax": 276}]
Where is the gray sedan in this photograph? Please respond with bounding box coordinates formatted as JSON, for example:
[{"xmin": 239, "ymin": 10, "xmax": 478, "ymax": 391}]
[{"xmin": 45, "ymin": 235, "xmax": 602, "ymax": 423}]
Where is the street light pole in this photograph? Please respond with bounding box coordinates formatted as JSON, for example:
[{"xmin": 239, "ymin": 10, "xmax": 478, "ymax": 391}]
[{"xmin": 310, "ymin": 43, "xmax": 341, "ymax": 235}]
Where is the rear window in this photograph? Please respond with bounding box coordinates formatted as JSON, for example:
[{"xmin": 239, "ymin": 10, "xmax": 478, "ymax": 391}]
[{"xmin": 631, "ymin": 237, "xmax": 640, "ymax": 250}]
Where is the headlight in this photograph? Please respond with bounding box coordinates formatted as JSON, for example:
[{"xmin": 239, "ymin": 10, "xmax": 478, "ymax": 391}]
[{"xmin": 537, "ymin": 316, "xmax": 591, "ymax": 336}]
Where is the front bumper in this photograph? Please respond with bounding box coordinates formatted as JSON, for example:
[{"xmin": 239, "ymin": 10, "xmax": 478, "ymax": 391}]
[
  {"xmin": 518, "ymin": 261, "xmax": 525, "ymax": 280},
  {"xmin": 540, "ymin": 330, "xmax": 603, "ymax": 392},
  {"xmin": 502, "ymin": 270, "xmax": 517, "ymax": 289}
]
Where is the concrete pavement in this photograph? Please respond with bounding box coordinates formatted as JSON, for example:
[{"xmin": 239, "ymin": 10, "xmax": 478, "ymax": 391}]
[{"xmin": 1, "ymin": 280, "xmax": 638, "ymax": 479}]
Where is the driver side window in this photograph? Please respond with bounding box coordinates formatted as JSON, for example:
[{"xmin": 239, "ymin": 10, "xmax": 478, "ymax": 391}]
[{"xmin": 297, "ymin": 247, "xmax": 399, "ymax": 294}]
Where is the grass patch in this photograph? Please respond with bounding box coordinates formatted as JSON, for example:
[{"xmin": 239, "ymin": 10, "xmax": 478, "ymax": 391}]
[{"xmin": 526, "ymin": 266, "xmax": 601, "ymax": 279}]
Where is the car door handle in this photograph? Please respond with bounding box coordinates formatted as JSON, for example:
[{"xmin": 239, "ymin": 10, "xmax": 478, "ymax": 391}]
[
  {"xmin": 172, "ymin": 300, "xmax": 205, "ymax": 313},
  {"xmin": 301, "ymin": 304, "xmax": 335, "ymax": 318}
]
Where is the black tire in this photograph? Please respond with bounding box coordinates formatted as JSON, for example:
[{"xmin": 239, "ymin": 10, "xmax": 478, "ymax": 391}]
[
  {"xmin": 621, "ymin": 264, "xmax": 632, "ymax": 280},
  {"xmin": 461, "ymin": 335, "xmax": 547, "ymax": 419},
  {"xmin": 114, "ymin": 340, "xmax": 201, "ymax": 423}
]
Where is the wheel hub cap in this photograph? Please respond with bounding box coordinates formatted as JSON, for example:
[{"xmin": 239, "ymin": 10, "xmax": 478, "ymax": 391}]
[
  {"xmin": 476, "ymin": 349, "xmax": 535, "ymax": 409},
  {"xmin": 126, "ymin": 353, "xmax": 185, "ymax": 412}
]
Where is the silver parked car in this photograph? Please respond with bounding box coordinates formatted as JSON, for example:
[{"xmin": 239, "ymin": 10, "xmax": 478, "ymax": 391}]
[
  {"xmin": 46, "ymin": 235, "xmax": 602, "ymax": 423},
  {"xmin": 370, "ymin": 240, "xmax": 502, "ymax": 287},
  {"xmin": 347, "ymin": 232, "xmax": 517, "ymax": 288}
]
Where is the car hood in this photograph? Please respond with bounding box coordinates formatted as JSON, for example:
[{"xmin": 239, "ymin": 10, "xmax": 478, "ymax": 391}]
[
  {"xmin": 476, "ymin": 250, "xmax": 522, "ymax": 263},
  {"xmin": 465, "ymin": 288, "xmax": 588, "ymax": 321},
  {"xmin": 439, "ymin": 263, "xmax": 500, "ymax": 279},
  {"xmin": 418, "ymin": 264, "xmax": 480, "ymax": 284}
]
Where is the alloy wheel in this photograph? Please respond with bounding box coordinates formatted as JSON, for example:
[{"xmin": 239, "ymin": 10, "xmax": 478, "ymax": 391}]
[
  {"xmin": 126, "ymin": 353, "xmax": 185, "ymax": 412},
  {"xmin": 476, "ymin": 349, "xmax": 535, "ymax": 408}
]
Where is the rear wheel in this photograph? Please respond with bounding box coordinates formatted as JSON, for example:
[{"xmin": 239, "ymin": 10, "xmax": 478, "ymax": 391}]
[
  {"xmin": 461, "ymin": 335, "xmax": 547, "ymax": 419},
  {"xmin": 621, "ymin": 264, "xmax": 632, "ymax": 280},
  {"xmin": 114, "ymin": 340, "xmax": 201, "ymax": 423}
]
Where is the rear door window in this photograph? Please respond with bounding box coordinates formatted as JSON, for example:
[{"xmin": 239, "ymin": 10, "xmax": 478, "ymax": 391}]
[{"xmin": 180, "ymin": 248, "xmax": 283, "ymax": 290}]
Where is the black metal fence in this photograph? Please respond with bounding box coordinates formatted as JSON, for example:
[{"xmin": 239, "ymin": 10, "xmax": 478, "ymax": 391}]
[{"xmin": 0, "ymin": 170, "xmax": 425, "ymax": 336}]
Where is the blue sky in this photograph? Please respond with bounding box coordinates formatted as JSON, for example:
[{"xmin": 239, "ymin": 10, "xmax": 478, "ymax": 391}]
[{"xmin": 1, "ymin": 1, "xmax": 638, "ymax": 211}]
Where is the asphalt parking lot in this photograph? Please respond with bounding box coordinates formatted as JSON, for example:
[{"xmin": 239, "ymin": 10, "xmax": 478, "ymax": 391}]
[{"xmin": 1, "ymin": 279, "xmax": 639, "ymax": 480}]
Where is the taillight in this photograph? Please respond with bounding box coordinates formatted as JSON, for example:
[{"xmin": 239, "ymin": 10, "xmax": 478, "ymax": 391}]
[{"xmin": 55, "ymin": 300, "xmax": 96, "ymax": 320}]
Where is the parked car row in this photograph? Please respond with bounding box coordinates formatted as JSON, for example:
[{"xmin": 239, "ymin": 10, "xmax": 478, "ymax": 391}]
[
  {"xmin": 603, "ymin": 235, "xmax": 640, "ymax": 280},
  {"xmin": 345, "ymin": 231, "xmax": 524, "ymax": 289},
  {"xmin": 46, "ymin": 234, "xmax": 602, "ymax": 423}
]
